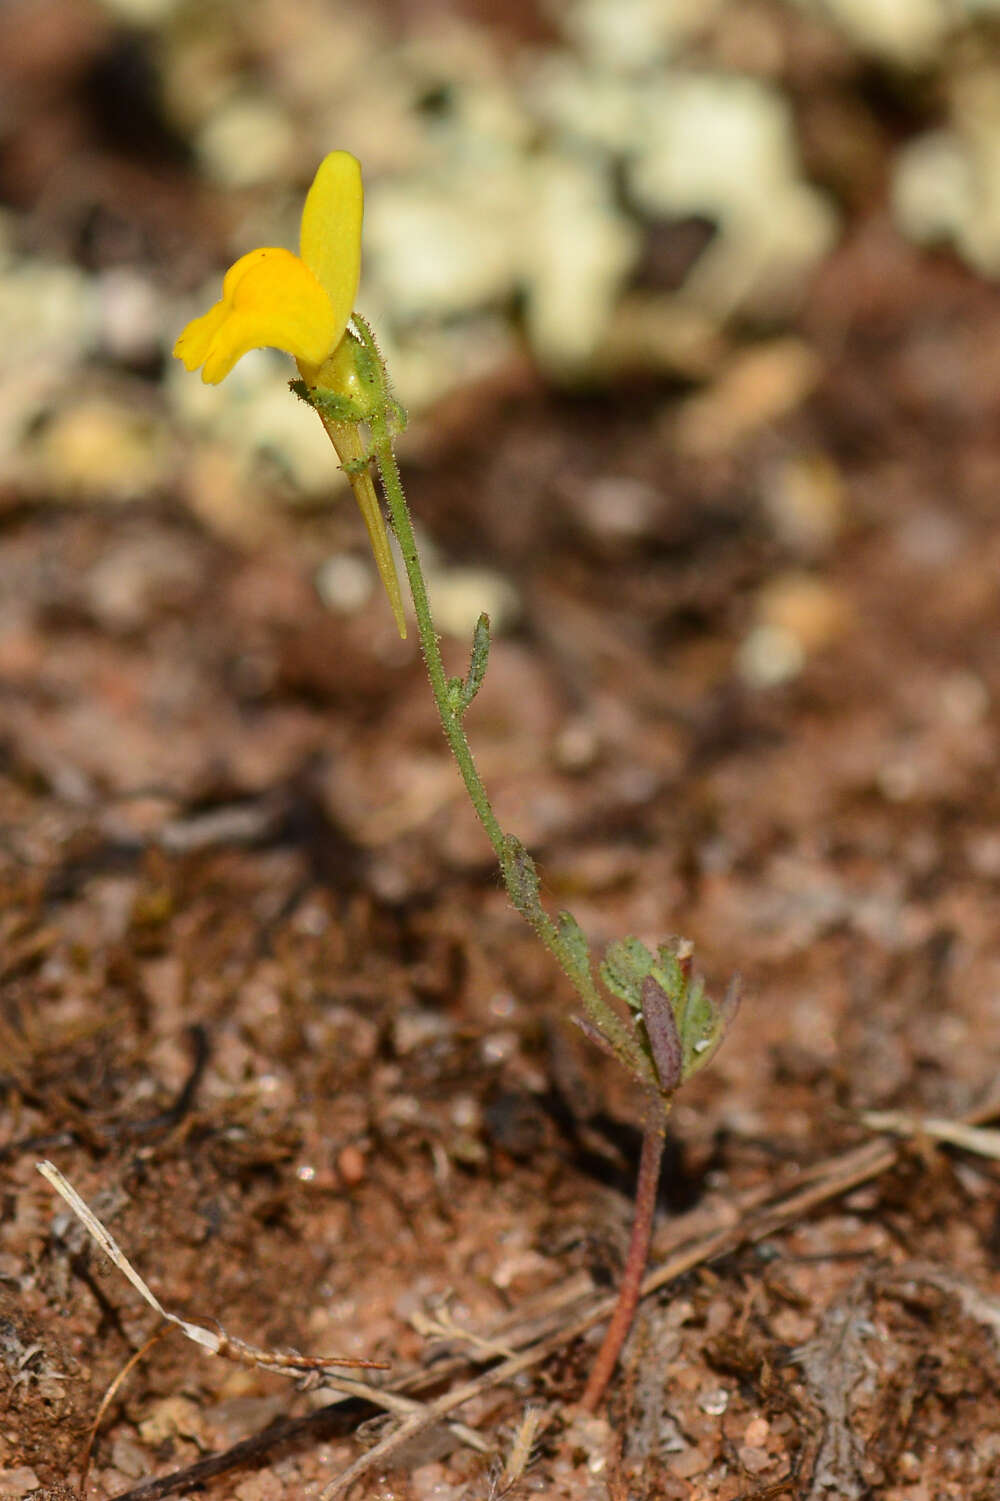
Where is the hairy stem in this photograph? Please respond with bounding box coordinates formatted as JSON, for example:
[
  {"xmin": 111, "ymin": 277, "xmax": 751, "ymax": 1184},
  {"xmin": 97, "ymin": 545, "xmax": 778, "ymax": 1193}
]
[
  {"xmin": 371, "ymin": 427, "xmax": 507, "ymax": 855},
  {"xmin": 359, "ymin": 373, "xmax": 647, "ymax": 1078},
  {"xmin": 580, "ymin": 1102, "xmax": 667, "ymax": 1411}
]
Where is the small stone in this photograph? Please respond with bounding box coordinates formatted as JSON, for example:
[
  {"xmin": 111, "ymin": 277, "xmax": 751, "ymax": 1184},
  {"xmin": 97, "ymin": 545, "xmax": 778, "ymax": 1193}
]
[
  {"xmin": 32, "ymin": 399, "xmax": 169, "ymax": 503},
  {"xmin": 627, "ymin": 73, "xmax": 837, "ymax": 316},
  {"xmin": 559, "ymin": 0, "xmax": 721, "ymax": 68},
  {"xmin": 98, "ymin": 268, "xmax": 162, "ymax": 365},
  {"xmin": 739, "ymin": 572, "xmax": 849, "ymax": 687},
  {"xmin": 698, "ymin": 1386, "xmax": 730, "ymax": 1415},
  {"xmin": 167, "ymin": 349, "xmax": 344, "ymax": 501},
  {"xmin": 450, "ymin": 1095, "xmax": 482, "ymax": 1131},
  {"xmin": 756, "ymin": 571, "xmax": 849, "ymax": 653},
  {"xmin": 0, "ymin": 260, "xmax": 98, "ymax": 374},
  {"xmin": 553, "ymin": 718, "xmax": 601, "ymax": 773},
  {"xmin": 315, "ymin": 553, "xmax": 376, "ymax": 616},
  {"xmin": 393, "ymin": 1008, "xmax": 452, "ymax": 1056},
  {"xmin": 578, "ymin": 474, "xmax": 660, "ymax": 541},
  {"xmin": 743, "ymin": 1416, "xmax": 770, "ymax": 1447},
  {"xmin": 812, "ymin": 0, "xmax": 947, "ymax": 65},
  {"xmin": 761, "ymin": 452, "xmax": 846, "ymax": 556},
  {"xmin": 336, "ymin": 1144, "xmax": 366, "ymax": 1188},
  {"xmin": 410, "ymin": 1460, "xmax": 465, "ymax": 1501},
  {"xmin": 940, "ymin": 670, "xmax": 988, "ymax": 726},
  {"xmin": 428, "ymin": 564, "xmax": 520, "ymax": 639},
  {"xmin": 894, "ymin": 507, "xmax": 965, "ymax": 566},
  {"xmin": 110, "ymin": 1435, "xmax": 148, "ymax": 1478},
  {"xmin": 522, "ymin": 152, "xmax": 641, "ymax": 369},
  {"xmin": 0, "ymin": 1469, "xmax": 40, "ymax": 1498},
  {"xmin": 669, "ymin": 1444, "xmax": 712, "ymax": 1479},
  {"xmin": 738, "ymin": 1444, "xmax": 771, "ymax": 1475},
  {"xmin": 234, "ymin": 1470, "xmax": 284, "ymax": 1501},
  {"xmin": 101, "ymin": 0, "xmax": 178, "ymax": 18},
  {"xmin": 138, "ymin": 1394, "xmax": 209, "ymax": 1447},
  {"xmin": 737, "ymin": 624, "xmax": 804, "ymax": 688},
  {"xmin": 672, "ymin": 340, "xmax": 822, "ymax": 456},
  {"xmin": 197, "ymin": 98, "xmax": 295, "ymax": 186},
  {"xmin": 967, "ymin": 830, "xmax": 1000, "ymax": 879}
]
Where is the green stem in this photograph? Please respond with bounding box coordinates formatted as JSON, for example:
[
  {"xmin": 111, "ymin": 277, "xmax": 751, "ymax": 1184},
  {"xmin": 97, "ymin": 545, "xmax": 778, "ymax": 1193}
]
[
  {"xmin": 372, "ymin": 431, "xmax": 505, "ymax": 853},
  {"xmin": 348, "ymin": 324, "xmax": 647, "ymax": 1079}
]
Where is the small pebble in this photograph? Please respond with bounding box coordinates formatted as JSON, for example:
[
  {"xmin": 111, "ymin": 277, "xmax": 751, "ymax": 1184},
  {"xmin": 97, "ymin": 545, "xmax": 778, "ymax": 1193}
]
[
  {"xmin": 762, "ymin": 451, "xmax": 845, "ymax": 555},
  {"xmin": 673, "ymin": 340, "xmax": 822, "ymax": 455},
  {"xmin": 138, "ymin": 1394, "xmax": 209, "ymax": 1447},
  {"xmin": 669, "ymin": 1444, "xmax": 712, "ymax": 1479},
  {"xmin": 738, "ymin": 1443, "xmax": 771, "ymax": 1474},
  {"xmin": 739, "ymin": 572, "xmax": 849, "ymax": 687},
  {"xmin": 98, "ymin": 268, "xmax": 162, "ymax": 365},
  {"xmin": 738, "ymin": 623, "xmax": 803, "ymax": 688},
  {"xmin": 0, "ymin": 1470, "xmax": 40, "ymax": 1498},
  {"xmin": 234, "ymin": 1470, "xmax": 285, "ymax": 1501},
  {"xmin": 744, "ymin": 1416, "xmax": 770, "ymax": 1446},
  {"xmin": 33, "ymin": 399, "xmax": 168, "ymax": 502},
  {"xmin": 578, "ymin": 474, "xmax": 660, "ymax": 540},
  {"xmin": 197, "ymin": 98, "xmax": 295, "ymax": 186},
  {"xmin": 336, "ymin": 1144, "xmax": 367, "ymax": 1188},
  {"xmin": 315, "ymin": 553, "xmax": 376, "ymax": 616},
  {"xmin": 110, "ymin": 1436, "xmax": 149, "ymax": 1479},
  {"xmin": 428, "ymin": 564, "xmax": 520, "ymax": 639},
  {"xmin": 553, "ymin": 718, "xmax": 601, "ymax": 773},
  {"xmin": 393, "ymin": 1009, "xmax": 452, "ymax": 1055}
]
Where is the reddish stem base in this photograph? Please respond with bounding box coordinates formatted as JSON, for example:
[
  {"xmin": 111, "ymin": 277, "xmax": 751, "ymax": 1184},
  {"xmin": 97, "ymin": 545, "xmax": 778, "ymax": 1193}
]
[{"xmin": 580, "ymin": 1112, "xmax": 666, "ymax": 1412}]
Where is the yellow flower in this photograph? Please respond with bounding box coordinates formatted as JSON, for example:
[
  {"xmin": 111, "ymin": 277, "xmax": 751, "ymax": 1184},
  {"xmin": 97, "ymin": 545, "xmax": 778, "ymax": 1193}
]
[
  {"xmin": 174, "ymin": 150, "xmax": 363, "ymax": 385},
  {"xmin": 174, "ymin": 151, "xmax": 408, "ymax": 638}
]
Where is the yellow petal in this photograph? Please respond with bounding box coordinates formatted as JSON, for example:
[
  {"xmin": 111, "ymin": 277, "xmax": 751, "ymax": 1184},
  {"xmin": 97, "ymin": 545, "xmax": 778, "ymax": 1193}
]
[
  {"xmin": 299, "ymin": 151, "xmax": 363, "ymax": 339},
  {"xmin": 173, "ymin": 247, "xmax": 339, "ymax": 384},
  {"xmin": 173, "ymin": 297, "xmax": 229, "ymax": 373}
]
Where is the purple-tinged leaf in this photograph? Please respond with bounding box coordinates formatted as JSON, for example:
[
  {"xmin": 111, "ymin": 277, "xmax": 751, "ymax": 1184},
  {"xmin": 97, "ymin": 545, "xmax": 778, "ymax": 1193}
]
[{"xmin": 641, "ymin": 974, "xmax": 683, "ymax": 1094}]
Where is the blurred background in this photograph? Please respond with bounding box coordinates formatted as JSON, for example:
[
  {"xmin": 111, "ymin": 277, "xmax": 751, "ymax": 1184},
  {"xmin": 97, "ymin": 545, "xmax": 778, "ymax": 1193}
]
[{"xmin": 6, "ymin": 0, "xmax": 1000, "ymax": 521}]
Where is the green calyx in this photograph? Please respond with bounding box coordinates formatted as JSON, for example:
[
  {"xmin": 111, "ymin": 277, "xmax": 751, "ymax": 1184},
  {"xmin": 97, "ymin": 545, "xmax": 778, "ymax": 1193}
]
[{"xmin": 292, "ymin": 327, "xmax": 406, "ymax": 433}]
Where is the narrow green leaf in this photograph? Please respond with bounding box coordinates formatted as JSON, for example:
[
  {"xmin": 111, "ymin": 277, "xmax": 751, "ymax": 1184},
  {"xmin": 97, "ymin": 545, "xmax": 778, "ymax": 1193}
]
[
  {"xmin": 502, "ymin": 835, "xmax": 541, "ymax": 920},
  {"xmin": 556, "ymin": 910, "xmax": 593, "ymax": 985},
  {"xmin": 460, "ymin": 613, "xmax": 491, "ymax": 712}
]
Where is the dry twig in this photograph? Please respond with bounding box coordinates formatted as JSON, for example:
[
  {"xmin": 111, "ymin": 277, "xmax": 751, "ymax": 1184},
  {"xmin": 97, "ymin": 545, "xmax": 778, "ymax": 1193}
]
[{"xmin": 857, "ymin": 1108, "xmax": 1000, "ymax": 1160}]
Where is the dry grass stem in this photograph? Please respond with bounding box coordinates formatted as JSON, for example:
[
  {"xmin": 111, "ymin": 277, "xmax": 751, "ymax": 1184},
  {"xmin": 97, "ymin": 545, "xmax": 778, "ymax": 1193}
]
[
  {"xmin": 80, "ymin": 1329, "xmax": 168, "ymax": 1491},
  {"xmin": 857, "ymin": 1109, "xmax": 1000, "ymax": 1159},
  {"xmin": 36, "ymin": 1160, "xmax": 389, "ymax": 1376}
]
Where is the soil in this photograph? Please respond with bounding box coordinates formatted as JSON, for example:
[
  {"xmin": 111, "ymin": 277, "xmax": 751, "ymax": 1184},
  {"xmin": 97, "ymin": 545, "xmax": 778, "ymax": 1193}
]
[{"xmin": 4, "ymin": 8, "xmax": 1000, "ymax": 1501}]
